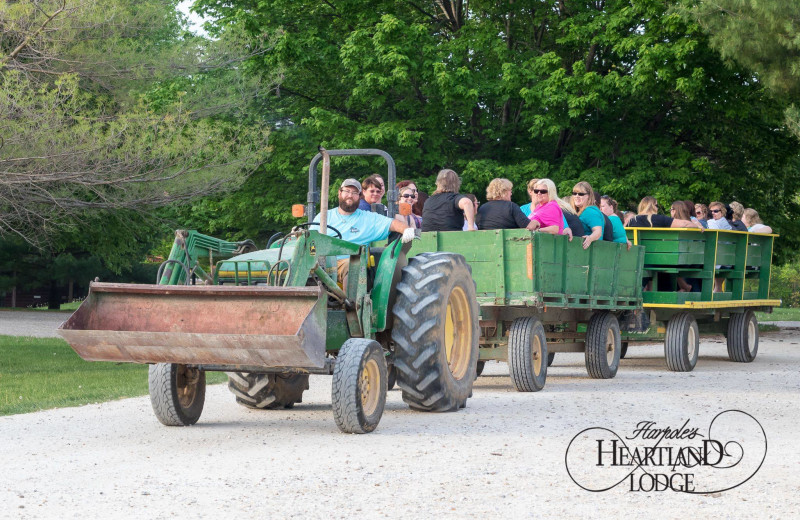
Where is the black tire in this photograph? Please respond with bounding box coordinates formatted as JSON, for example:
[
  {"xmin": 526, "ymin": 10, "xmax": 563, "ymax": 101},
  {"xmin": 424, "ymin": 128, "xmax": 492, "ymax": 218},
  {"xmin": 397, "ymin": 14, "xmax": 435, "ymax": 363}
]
[
  {"xmin": 227, "ymin": 372, "xmax": 309, "ymax": 409},
  {"xmin": 149, "ymin": 363, "xmax": 205, "ymax": 426},
  {"xmin": 620, "ymin": 342, "xmax": 628, "ymax": 359},
  {"xmin": 585, "ymin": 312, "xmax": 621, "ymax": 379},
  {"xmin": 332, "ymin": 338, "xmax": 387, "ymax": 434},
  {"xmin": 387, "ymin": 363, "xmax": 397, "ymax": 391},
  {"xmin": 508, "ymin": 317, "xmax": 548, "ymax": 392},
  {"xmin": 391, "ymin": 253, "xmax": 479, "ymax": 411},
  {"xmin": 727, "ymin": 310, "xmax": 758, "ymax": 363},
  {"xmin": 547, "ymin": 352, "xmax": 556, "ymax": 367},
  {"xmin": 664, "ymin": 312, "xmax": 699, "ymax": 372},
  {"xmin": 475, "ymin": 361, "xmax": 485, "ymax": 377}
]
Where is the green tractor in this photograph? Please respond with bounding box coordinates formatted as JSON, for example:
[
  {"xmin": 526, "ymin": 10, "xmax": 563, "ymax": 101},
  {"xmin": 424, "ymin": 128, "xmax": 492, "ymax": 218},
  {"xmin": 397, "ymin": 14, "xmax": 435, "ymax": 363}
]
[{"xmin": 58, "ymin": 149, "xmax": 479, "ymax": 433}]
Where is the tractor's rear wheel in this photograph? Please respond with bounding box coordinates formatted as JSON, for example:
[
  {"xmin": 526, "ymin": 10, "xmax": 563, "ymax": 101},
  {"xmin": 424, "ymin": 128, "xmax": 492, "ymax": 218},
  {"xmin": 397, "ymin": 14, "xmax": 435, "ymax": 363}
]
[
  {"xmin": 332, "ymin": 338, "xmax": 387, "ymax": 434},
  {"xmin": 391, "ymin": 253, "xmax": 479, "ymax": 411},
  {"xmin": 149, "ymin": 363, "xmax": 205, "ymax": 426},
  {"xmin": 585, "ymin": 312, "xmax": 621, "ymax": 379},
  {"xmin": 727, "ymin": 310, "xmax": 759, "ymax": 362},
  {"xmin": 227, "ymin": 373, "xmax": 309, "ymax": 409}
]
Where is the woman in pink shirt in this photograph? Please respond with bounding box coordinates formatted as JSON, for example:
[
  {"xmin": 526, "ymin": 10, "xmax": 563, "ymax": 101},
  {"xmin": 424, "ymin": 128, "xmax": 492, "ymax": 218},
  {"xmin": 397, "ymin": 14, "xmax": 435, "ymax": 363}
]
[{"xmin": 529, "ymin": 178, "xmax": 566, "ymax": 235}]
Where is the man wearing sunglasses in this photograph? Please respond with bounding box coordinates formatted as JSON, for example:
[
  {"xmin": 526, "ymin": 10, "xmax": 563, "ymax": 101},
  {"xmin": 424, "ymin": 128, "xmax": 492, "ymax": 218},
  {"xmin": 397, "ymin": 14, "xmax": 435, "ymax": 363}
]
[{"xmin": 706, "ymin": 201, "xmax": 733, "ymax": 230}]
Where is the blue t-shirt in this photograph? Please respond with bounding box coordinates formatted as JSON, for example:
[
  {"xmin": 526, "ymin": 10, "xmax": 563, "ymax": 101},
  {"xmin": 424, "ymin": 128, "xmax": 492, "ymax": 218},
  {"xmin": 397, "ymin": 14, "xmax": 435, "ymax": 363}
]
[
  {"xmin": 313, "ymin": 208, "xmax": 393, "ymax": 246},
  {"xmin": 578, "ymin": 205, "xmax": 605, "ymax": 237},
  {"xmin": 608, "ymin": 215, "xmax": 627, "ymax": 244},
  {"xmin": 520, "ymin": 202, "xmax": 532, "ymax": 217}
]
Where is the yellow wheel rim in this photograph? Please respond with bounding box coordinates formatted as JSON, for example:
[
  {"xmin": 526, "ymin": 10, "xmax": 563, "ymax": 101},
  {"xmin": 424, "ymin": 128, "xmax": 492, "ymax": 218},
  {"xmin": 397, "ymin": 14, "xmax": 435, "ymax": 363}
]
[
  {"xmin": 360, "ymin": 358, "xmax": 381, "ymax": 416},
  {"xmin": 605, "ymin": 329, "xmax": 616, "ymax": 366},
  {"xmin": 176, "ymin": 365, "xmax": 199, "ymax": 409},
  {"xmin": 532, "ymin": 335, "xmax": 543, "ymax": 375},
  {"xmin": 444, "ymin": 286, "xmax": 473, "ymax": 380}
]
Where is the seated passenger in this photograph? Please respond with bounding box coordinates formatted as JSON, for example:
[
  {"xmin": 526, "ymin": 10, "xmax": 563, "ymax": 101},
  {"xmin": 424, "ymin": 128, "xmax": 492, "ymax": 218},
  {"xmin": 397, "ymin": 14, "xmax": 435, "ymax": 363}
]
[
  {"xmin": 694, "ymin": 203, "xmax": 709, "ymax": 227},
  {"xmin": 561, "ymin": 196, "xmax": 585, "ymax": 237},
  {"xmin": 359, "ymin": 174, "xmax": 387, "ymax": 214},
  {"xmin": 600, "ymin": 195, "xmax": 631, "ymax": 246},
  {"xmin": 519, "ymin": 178, "xmax": 540, "ymax": 217},
  {"xmin": 705, "ymin": 201, "xmax": 733, "ymax": 230},
  {"xmin": 476, "ymin": 178, "xmax": 536, "ymax": 231},
  {"xmin": 571, "ymin": 182, "xmax": 606, "ymax": 249},
  {"xmin": 628, "ymin": 196, "xmax": 703, "ymax": 230},
  {"xmin": 463, "ymin": 194, "xmax": 479, "ymax": 230},
  {"xmin": 729, "ymin": 201, "xmax": 748, "ymax": 231},
  {"xmin": 528, "ymin": 179, "xmax": 566, "ymax": 235},
  {"xmin": 422, "ymin": 169, "xmax": 476, "ymax": 232},
  {"xmin": 396, "ymin": 180, "xmax": 422, "ymax": 228},
  {"xmin": 743, "ymin": 208, "xmax": 773, "ymax": 233}
]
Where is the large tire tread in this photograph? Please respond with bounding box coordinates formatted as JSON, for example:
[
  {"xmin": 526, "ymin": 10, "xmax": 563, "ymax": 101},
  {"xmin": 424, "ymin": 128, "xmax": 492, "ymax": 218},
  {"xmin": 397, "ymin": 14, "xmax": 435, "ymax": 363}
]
[
  {"xmin": 332, "ymin": 338, "xmax": 387, "ymax": 434},
  {"xmin": 149, "ymin": 363, "xmax": 205, "ymax": 426},
  {"xmin": 227, "ymin": 372, "xmax": 309, "ymax": 409},
  {"xmin": 391, "ymin": 253, "xmax": 479, "ymax": 412}
]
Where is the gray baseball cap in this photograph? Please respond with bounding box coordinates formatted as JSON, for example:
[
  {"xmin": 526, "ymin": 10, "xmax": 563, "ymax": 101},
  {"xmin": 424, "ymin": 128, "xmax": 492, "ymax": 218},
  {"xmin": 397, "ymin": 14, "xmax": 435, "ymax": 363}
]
[{"xmin": 341, "ymin": 178, "xmax": 362, "ymax": 193}]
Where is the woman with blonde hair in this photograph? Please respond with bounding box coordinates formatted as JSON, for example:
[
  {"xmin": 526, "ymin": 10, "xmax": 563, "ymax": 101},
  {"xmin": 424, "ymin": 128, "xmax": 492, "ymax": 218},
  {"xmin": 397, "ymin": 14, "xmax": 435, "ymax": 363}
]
[
  {"xmin": 476, "ymin": 178, "xmax": 537, "ymax": 230},
  {"xmin": 570, "ymin": 181, "xmax": 606, "ymax": 249},
  {"xmin": 742, "ymin": 208, "xmax": 772, "ymax": 233},
  {"xmin": 528, "ymin": 178, "xmax": 566, "ymax": 235},
  {"xmin": 519, "ymin": 178, "xmax": 540, "ymax": 217},
  {"xmin": 422, "ymin": 169, "xmax": 476, "ymax": 232}
]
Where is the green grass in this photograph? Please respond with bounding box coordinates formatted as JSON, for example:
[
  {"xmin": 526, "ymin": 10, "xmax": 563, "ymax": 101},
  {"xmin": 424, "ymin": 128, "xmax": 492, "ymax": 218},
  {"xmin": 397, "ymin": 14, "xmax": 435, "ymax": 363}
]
[
  {"xmin": 756, "ymin": 307, "xmax": 800, "ymax": 322},
  {"xmin": 0, "ymin": 336, "xmax": 227, "ymax": 416}
]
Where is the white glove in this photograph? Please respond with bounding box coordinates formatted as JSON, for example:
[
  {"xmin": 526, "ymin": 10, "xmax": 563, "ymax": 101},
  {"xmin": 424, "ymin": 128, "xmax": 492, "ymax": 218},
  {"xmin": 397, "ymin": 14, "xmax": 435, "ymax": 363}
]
[{"xmin": 401, "ymin": 227, "xmax": 416, "ymax": 243}]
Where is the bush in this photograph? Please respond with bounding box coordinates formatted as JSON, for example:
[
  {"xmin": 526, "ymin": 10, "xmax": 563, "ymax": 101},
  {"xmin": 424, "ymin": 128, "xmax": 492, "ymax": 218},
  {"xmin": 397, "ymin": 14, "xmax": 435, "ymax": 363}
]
[{"xmin": 770, "ymin": 262, "xmax": 800, "ymax": 307}]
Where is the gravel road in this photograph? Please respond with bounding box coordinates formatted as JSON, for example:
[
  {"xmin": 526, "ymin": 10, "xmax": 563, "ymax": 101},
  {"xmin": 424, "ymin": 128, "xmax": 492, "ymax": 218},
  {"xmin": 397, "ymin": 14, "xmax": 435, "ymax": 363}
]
[
  {"xmin": 0, "ymin": 311, "xmax": 70, "ymax": 338},
  {"xmin": 1, "ymin": 330, "xmax": 798, "ymax": 519}
]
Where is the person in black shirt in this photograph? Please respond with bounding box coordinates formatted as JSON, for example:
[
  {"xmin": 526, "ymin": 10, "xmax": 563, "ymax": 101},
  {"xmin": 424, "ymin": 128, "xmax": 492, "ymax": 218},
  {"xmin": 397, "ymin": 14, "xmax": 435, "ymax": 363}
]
[
  {"xmin": 476, "ymin": 178, "xmax": 537, "ymax": 230},
  {"xmin": 422, "ymin": 169, "xmax": 476, "ymax": 232}
]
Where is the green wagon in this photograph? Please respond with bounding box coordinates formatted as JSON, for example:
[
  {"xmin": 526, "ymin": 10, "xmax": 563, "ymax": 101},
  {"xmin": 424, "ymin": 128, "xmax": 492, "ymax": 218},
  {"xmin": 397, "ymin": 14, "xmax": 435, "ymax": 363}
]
[
  {"xmin": 622, "ymin": 227, "xmax": 779, "ymax": 370},
  {"xmin": 410, "ymin": 230, "xmax": 645, "ymax": 391}
]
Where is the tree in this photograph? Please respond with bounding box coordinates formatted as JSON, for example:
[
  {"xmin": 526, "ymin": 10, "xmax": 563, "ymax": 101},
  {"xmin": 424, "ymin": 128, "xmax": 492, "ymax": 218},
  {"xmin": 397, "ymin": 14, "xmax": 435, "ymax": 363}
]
[
  {"xmin": 192, "ymin": 0, "xmax": 800, "ymax": 258},
  {"xmin": 0, "ymin": 0, "xmax": 273, "ymax": 248}
]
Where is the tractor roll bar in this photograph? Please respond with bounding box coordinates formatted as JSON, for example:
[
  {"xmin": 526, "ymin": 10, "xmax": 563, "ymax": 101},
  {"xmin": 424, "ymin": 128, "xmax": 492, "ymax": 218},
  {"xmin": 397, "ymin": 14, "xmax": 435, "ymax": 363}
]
[{"xmin": 307, "ymin": 149, "xmax": 397, "ymax": 222}]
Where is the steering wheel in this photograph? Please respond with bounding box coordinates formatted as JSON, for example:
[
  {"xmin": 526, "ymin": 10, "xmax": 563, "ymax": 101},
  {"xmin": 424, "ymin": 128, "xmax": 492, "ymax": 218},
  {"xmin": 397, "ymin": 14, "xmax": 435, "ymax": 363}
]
[{"xmin": 294, "ymin": 222, "xmax": 343, "ymax": 239}]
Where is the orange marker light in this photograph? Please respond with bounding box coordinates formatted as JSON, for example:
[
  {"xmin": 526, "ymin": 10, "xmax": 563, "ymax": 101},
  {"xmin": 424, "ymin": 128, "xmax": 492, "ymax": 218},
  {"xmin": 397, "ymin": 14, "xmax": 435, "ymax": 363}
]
[{"xmin": 292, "ymin": 204, "xmax": 305, "ymax": 218}]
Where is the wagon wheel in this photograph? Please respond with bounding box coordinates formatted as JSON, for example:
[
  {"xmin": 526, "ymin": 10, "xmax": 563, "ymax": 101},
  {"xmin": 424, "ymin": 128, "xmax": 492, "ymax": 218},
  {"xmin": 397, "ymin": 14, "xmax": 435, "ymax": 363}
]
[
  {"xmin": 508, "ymin": 316, "xmax": 548, "ymax": 392},
  {"xmin": 584, "ymin": 312, "xmax": 621, "ymax": 379},
  {"xmin": 664, "ymin": 312, "xmax": 699, "ymax": 372},
  {"xmin": 727, "ymin": 310, "xmax": 758, "ymax": 362}
]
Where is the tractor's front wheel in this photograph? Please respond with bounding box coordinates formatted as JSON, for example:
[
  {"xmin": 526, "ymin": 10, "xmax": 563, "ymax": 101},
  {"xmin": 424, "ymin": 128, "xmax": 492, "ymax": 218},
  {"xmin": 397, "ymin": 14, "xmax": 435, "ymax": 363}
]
[
  {"xmin": 149, "ymin": 363, "xmax": 206, "ymax": 426},
  {"xmin": 227, "ymin": 373, "xmax": 309, "ymax": 409},
  {"xmin": 332, "ymin": 338, "xmax": 387, "ymax": 434},
  {"xmin": 391, "ymin": 253, "xmax": 479, "ymax": 411}
]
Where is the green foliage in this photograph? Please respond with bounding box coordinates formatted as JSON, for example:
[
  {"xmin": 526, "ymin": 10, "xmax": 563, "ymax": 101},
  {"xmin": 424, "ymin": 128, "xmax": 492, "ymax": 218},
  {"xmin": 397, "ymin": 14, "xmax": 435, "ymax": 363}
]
[
  {"xmin": 0, "ymin": 335, "xmax": 226, "ymax": 415},
  {"xmin": 769, "ymin": 261, "xmax": 800, "ymax": 308},
  {"xmin": 191, "ymin": 0, "xmax": 800, "ymax": 260}
]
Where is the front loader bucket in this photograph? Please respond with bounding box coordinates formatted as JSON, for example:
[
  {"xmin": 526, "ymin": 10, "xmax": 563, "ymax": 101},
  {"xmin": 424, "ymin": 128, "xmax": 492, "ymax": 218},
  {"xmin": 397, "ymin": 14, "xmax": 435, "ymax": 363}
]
[{"xmin": 58, "ymin": 282, "xmax": 327, "ymax": 369}]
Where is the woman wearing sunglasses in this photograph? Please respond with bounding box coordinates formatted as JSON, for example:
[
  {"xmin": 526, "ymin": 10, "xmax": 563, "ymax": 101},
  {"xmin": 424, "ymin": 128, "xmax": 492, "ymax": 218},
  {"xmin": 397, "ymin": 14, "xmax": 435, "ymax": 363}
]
[
  {"xmin": 529, "ymin": 179, "xmax": 569, "ymax": 235},
  {"xmin": 476, "ymin": 178, "xmax": 538, "ymax": 231},
  {"xmin": 570, "ymin": 181, "xmax": 606, "ymax": 249},
  {"xmin": 395, "ymin": 180, "xmax": 422, "ymax": 228}
]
